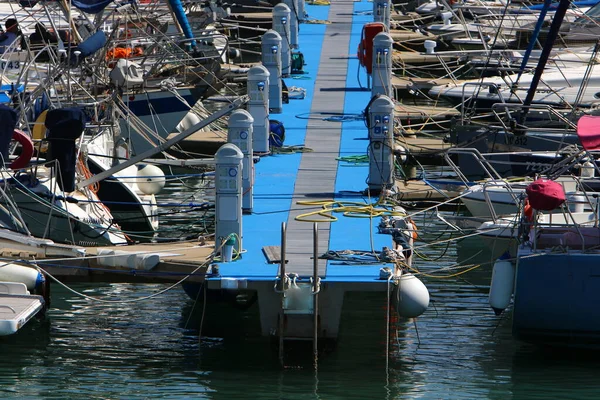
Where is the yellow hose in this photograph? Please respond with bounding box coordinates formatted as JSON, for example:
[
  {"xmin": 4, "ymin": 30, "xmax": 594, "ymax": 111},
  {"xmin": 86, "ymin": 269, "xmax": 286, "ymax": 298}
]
[{"xmin": 294, "ymin": 200, "xmax": 407, "ymax": 222}]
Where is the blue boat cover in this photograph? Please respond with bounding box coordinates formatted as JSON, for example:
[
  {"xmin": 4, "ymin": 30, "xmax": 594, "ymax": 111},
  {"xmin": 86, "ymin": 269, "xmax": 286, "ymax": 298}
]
[
  {"xmin": 77, "ymin": 31, "xmax": 107, "ymax": 57},
  {"xmin": 19, "ymin": 0, "xmax": 114, "ymax": 12},
  {"xmin": 0, "ymin": 105, "xmax": 17, "ymax": 167},
  {"xmin": 69, "ymin": 31, "xmax": 107, "ymax": 67},
  {"xmin": 45, "ymin": 108, "xmax": 85, "ymax": 192},
  {"xmin": 72, "ymin": 0, "xmax": 114, "ymax": 13},
  {"xmin": 524, "ymin": 0, "xmax": 599, "ymax": 9}
]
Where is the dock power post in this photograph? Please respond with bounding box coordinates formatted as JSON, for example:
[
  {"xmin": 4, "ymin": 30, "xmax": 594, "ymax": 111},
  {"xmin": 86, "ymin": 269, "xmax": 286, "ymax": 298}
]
[
  {"xmin": 371, "ymin": 32, "xmax": 394, "ymax": 99},
  {"xmin": 273, "ymin": 3, "xmax": 292, "ymax": 77},
  {"xmin": 262, "ymin": 30, "xmax": 283, "ymax": 114},
  {"xmin": 367, "ymin": 95, "xmax": 395, "ymax": 192},
  {"xmin": 247, "ymin": 65, "xmax": 271, "ymax": 155},
  {"xmin": 282, "ymin": 0, "xmax": 299, "ymax": 49},
  {"xmin": 373, "ymin": 0, "xmax": 390, "ymax": 29},
  {"xmin": 227, "ymin": 109, "xmax": 254, "ymax": 213},
  {"xmin": 215, "ymin": 143, "xmax": 244, "ymax": 259}
]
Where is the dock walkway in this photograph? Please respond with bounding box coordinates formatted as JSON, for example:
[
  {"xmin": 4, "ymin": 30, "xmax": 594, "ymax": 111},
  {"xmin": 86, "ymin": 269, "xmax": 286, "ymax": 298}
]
[{"xmin": 215, "ymin": 0, "xmax": 413, "ymax": 288}]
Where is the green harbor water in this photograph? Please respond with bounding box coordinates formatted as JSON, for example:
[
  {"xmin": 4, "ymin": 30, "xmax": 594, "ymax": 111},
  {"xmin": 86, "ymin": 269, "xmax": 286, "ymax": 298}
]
[{"xmin": 1, "ymin": 176, "xmax": 599, "ymax": 400}]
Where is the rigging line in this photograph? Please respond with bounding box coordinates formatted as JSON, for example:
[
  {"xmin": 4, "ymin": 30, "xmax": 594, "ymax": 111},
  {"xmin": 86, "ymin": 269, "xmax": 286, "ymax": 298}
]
[{"xmin": 33, "ymin": 256, "xmax": 214, "ymax": 304}]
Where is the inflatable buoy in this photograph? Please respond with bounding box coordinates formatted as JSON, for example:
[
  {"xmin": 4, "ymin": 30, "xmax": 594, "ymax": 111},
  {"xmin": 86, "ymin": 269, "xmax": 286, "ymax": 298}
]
[
  {"xmin": 394, "ymin": 272, "xmax": 429, "ymax": 318},
  {"xmin": 176, "ymin": 112, "xmax": 201, "ymax": 133},
  {"xmin": 488, "ymin": 252, "xmax": 515, "ymax": 315},
  {"xmin": 10, "ymin": 130, "xmax": 34, "ymax": 170},
  {"xmin": 0, "ymin": 263, "xmax": 44, "ymax": 291},
  {"xmin": 136, "ymin": 164, "xmax": 166, "ymax": 195}
]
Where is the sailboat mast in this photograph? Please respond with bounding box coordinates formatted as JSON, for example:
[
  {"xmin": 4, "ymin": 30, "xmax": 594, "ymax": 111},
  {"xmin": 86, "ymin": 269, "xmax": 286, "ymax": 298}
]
[
  {"xmin": 521, "ymin": 0, "xmax": 570, "ymax": 122},
  {"xmin": 515, "ymin": 0, "xmax": 553, "ymax": 85},
  {"xmin": 165, "ymin": 0, "xmax": 197, "ymax": 50}
]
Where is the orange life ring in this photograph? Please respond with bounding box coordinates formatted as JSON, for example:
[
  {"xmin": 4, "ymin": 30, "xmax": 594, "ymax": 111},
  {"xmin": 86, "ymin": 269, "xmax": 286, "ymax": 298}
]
[
  {"xmin": 357, "ymin": 22, "xmax": 386, "ymax": 74},
  {"xmin": 10, "ymin": 130, "xmax": 34, "ymax": 170}
]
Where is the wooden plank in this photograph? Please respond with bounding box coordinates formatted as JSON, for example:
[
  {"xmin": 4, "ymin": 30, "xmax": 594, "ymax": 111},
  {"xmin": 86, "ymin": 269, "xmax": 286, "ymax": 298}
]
[
  {"xmin": 395, "ymin": 136, "xmax": 451, "ymax": 156},
  {"xmin": 262, "ymin": 245, "xmax": 288, "ymax": 264},
  {"xmin": 392, "ymin": 76, "xmax": 456, "ymax": 91},
  {"xmin": 394, "ymin": 104, "xmax": 459, "ymax": 119},
  {"xmin": 284, "ymin": 0, "xmax": 355, "ymax": 277},
  {"xmin": 393, "ymin": 51, "xmax": 459, "ymax": 65},
  {"xmin": 394, "ymin": 180, "xmax": 459, "ymax": 202}
]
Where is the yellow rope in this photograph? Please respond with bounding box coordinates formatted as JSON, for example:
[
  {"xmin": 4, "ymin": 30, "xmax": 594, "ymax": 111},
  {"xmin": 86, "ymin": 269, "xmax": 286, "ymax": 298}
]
[
  {"xmin": 294, "ymin": 200, "xmax": 407, "ymax": 222},
  {"xmin": 304, "ymin": 19, "xmax": 331, "ymax": 24},
  {"xmin": 408, "ymin": 262, "xmax": 483, "ymax": 279}
]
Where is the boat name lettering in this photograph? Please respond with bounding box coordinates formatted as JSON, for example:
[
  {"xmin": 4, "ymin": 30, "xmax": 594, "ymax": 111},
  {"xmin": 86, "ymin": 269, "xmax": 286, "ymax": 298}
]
[
  {"xmin": 525, "ymin": 161, "xmax": 548, "ymax": 172},
  {"xmin": 0, "ymin": 60, "xmax": 20, "ymax": 69},
  {"xmin": 505, "ymin": 136, "xmax": 527, "ymax": 146}
]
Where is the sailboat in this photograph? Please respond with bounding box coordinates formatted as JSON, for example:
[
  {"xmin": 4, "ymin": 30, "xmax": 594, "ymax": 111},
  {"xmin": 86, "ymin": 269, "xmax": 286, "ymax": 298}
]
[{"xmin": 0, "ymin": 105, "xmax": 128, "ymax": 246}]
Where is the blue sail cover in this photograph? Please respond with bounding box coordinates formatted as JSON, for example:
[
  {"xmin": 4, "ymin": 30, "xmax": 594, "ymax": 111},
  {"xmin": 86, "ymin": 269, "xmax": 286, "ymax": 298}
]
[
  {"xmin": 169, "ymin": 0, "xmax": 196, "ymax": 48},
  {"xmin": 71, "ymin": 0, "xmax": 114, "ymax": 13},
  {"xmin": 19, "ymin": 0, "xmax": 114, "ymax": 13},
  {"xmin": 0, "ymin": 105, "xmax": 17, "ymax": 167},
  {"xmin": 45, "ymin": 108, "xmax": 85, "ymax": 192},
  {"xmin": 77, "ymin": 31, "xmax": 107, "ymax": 57}
]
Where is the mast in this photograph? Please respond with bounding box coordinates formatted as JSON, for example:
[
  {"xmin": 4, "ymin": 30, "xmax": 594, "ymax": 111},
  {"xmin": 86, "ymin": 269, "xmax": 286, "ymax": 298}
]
[
  {"xmin": 520, "ymin": 0, "xmax": 570, "ymax": 124},
  {"xmin": 165, "ymin": 0, "xmax": 197, "ymax": 50},
  {"xmin": 515, "ymin": 0, "xmax": 553, "ymax": 86}
]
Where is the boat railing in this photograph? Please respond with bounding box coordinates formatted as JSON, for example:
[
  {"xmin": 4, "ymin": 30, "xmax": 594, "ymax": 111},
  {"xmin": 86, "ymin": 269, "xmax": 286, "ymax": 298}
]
[
  {"xmin": 528, "ymin": 190, "xmax": 600, "ymax": 252},
  {"xmin": 489, "ymin": 102, "xmax": 578, "ymax": 132},
  {"xmin": 532, "ymin": 211, "xmax": 589, "ymax": 253},
  {"xmin": 482, "ymin": 180, "xmax": 525, "ymax": 223},
  {"xmin": 460, "ymin": 82, "xmax": 507, "ymax": 122},
  {"xmin": 445, "ymin": 147, "xmax": 505, "ymax": 184}
]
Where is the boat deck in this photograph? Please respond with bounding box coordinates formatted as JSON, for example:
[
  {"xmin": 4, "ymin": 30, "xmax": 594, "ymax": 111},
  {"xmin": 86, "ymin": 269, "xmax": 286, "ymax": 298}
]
[{"xmin": 0, "ymin": 293, "xmax": 45, "ymax": 336}]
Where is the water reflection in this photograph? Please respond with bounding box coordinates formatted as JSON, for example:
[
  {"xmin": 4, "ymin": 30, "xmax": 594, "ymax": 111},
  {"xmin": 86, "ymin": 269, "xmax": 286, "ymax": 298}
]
[{"xmin": 2, "ymin": 192, "xmax": 600, "ymax": 398}]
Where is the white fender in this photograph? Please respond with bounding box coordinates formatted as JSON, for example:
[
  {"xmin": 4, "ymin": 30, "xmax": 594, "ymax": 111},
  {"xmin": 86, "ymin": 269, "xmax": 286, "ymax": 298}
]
[
  {"xmin": 0, "ymin": 263, "xmax": 44, "ymax": 291},
  {"xmin": 176, "ymin": 112, "xmax": 202, "ymax": 133},
  {"xmin": 136, "ymin": 164, "xmax": 166, "ymax": 195},
  {"xmin": 489, "ymin": 253, "xmax": 515, "ymax": 315},
  {"xmin": 395, "ymin": 272, "xmax": 429, "ymax": 318}
]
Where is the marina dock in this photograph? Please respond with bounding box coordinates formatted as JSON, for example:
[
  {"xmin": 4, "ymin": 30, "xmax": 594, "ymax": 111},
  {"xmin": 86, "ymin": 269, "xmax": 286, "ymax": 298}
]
[
  {"xmin": 0, "ymin": 0, "xmax": 445, "ymax": 348},
  {"xmin": 195, "ymin": 0, "xmax": 429, "ymax": 343}
]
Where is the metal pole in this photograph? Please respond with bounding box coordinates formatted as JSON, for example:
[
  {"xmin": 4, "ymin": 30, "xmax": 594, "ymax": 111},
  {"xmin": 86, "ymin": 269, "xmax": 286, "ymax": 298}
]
[
  {"xmin": 312, "ymin": 222, "xmax": 319, "ymax": 366},
  {"xmin": 76, "ymin": 96, "xmax": 248, "ymax": 190},
  {"xmin": 278, "ymin": 222, "xmax": 287, "ymax": 367}
]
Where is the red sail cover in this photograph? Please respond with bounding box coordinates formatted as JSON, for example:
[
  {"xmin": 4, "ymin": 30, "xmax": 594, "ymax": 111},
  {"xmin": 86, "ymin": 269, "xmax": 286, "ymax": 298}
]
[
  {"xmin": 577, "ymin": 115, "xmax": 600, "ymax": 151},
  {"xmin": 525, "ymin": 179, "xmax": 566, "ymax": 210}
]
